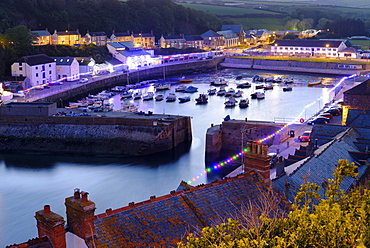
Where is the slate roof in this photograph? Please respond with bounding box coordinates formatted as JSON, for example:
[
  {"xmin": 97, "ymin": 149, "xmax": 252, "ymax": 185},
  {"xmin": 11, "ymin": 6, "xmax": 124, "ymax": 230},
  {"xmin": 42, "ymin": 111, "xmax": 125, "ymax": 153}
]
[
  {"xmin": 91, "ymin": 172, "xmax": 288, "ymax": 247},
  {"xmin": 217, "ymin": 30, "xmax": 238, "ymax": 39},
  {"xmin": 113, "ymin": 32, "xmax": 131, "ymax": 37},
  {"xmin": 56, "ymin": 30, "xmax": 80, "ymax": 35},
  {"xmin": 16, "ymin": 54, "xmax": 54, "ymax": 66},
  {"xmin": 31, "ymin": 30, "xmax": 51, "ymax": 36},
  {"xmin": 343, "ymin": 78, "xmax": 370, "ymax": 96},
  {"xmin": 201, "ymin": 30, "xmax": 222, "ymax": 38},
  {"xmin": 221, "ymin": 25, "xmax": 243, "ymax": 34},
  {"xmin": 87, "ymin": 31, "xmax": 107, "ymax": 36},
  {"xmin": 75, "ymin": 57, "xmax": 95, "ymax": 66},
  {"xmin": 133, "ymin": 33, "xmax": 155, "ymax": 38},
  {"xmin": 162, "ymin": 35, "xmax": 184, "ymax": 40},
  {"xmin": 184, "ymin": 35, "xmax": 203, "ymax": 41},
  {"xmin": 6, "ymin": 236, "xmax": 52, "ymax": 248},
  {"xmin": 53, "ymin": 57, "xmax": 75, "ymax": 66},
  {"xmin": 273, "ymin": 39, "xmax": 343, "ymax": 48},
  {"xmin": 346, "ymin": 110, "xmax": 370, "ymax": 127},
  {"xmin": 273, "ymin": 128, "xmax": 369, "ymax": 203},
  {"xmin": 120, "ymin": 50, "xmax": 151, "ymax": 57}
]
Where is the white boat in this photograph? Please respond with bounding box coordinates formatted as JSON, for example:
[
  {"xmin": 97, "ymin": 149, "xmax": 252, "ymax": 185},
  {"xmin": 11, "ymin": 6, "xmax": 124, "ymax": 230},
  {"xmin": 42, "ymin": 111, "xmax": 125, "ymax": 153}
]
[
  {"xmin": 195, "ymin": 94, "xmax": 208, "ymax": 104},
  {"xmin": 155, "ymin": 83, "xmax": 170, "ymax": 91},
  {"xmin": 233, "ymin": 90, "xmax": 243, "ymax": 97},
  {"xmin": 264, "ymin": 76, "xmax": 274, "ymax": 82},
  {"xmin": 155, "ymin": 94, "xmax": 164, "ymax": 101},
  {"xmin": 120, "ymin": 91, "xmax": 132, "ymax": 99},
  {"xmin": 225, "ymin": 88, "xmax": 235, "ymax": 97},
  {"xmin": 175, "ymin": 85, "xmax": 187, "ymax": 92},
  {"xmin": 236, "ymin": 82, "xmax": 251, "ymax": 88},
  {"xmin": 132, "ymin": 91, "xmax": 142, "ymax": 99},
  {"xmin": 256, "ymin": 92, "xmax": 265, "ymax": 99},
  {"xmin": 166, "ymin": 93, "xmax": 177, "ymax": 102},
  {"xmin": 142, "ymin": 92, "xmax": 154, "ymax": 101},
  {"xmin": 239, "ymin": 98, "xmax": 249, "ymax": 108},
  {"xmin": 224, "ymin": 97, "xmax": 237, "ymax": 107},
  {"xmin": 217, "ymin": 87, "xmax": 226, "ymax": 96},
  {"xmin": 210, "ymin": 79, "xmax": 228, "ymax": 86}
]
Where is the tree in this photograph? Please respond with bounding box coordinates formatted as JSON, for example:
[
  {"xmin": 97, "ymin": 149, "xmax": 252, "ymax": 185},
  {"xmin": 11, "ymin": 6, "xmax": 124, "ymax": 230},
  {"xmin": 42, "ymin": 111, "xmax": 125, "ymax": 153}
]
[
  {"xmin": 4, "ymin": 25, "xmax": 34, "ymax": 56},
  {"xmin": 284, "ymin": 19, "xmax": 300, "ymax": 30},
  {"xmin": 178, "ymin": 159, "xmax": 370, "ymax": 247},
  {"xmin": 297, "ymin": 18, "xmax": 314, "ymax": 31}
]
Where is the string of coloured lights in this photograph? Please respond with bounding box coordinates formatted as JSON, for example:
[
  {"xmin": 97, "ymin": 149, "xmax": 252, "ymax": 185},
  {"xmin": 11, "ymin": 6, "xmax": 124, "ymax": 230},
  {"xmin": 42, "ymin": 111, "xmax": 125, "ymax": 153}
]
[{"xmin": 186, "ymin": 73, "xmax": 364, "ymax": 185}]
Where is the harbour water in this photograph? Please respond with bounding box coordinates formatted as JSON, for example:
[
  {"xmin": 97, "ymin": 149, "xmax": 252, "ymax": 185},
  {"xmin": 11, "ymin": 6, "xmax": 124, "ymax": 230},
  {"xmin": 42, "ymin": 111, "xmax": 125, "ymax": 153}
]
[{"xmin": 0, "ymin": 68, "xmax": 349, "ymax": 246}]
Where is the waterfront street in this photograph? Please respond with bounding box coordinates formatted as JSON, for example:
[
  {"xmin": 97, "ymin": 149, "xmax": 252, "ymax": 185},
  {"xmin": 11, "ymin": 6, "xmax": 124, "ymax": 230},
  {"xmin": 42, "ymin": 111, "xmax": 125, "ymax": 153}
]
[{"xmin": 0, "ymin": 68, "xmax": 361, "ymax": 246}]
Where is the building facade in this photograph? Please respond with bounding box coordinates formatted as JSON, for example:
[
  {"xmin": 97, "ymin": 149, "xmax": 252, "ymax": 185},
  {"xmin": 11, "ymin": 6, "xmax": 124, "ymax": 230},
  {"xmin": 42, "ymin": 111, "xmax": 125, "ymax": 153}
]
[
  {"xmin": 85, "ymin": 31, "xmax": 107, "ymax": 46},
  {"xmin": 52, "ymin": 30, "xmax": 81, "ymax": 46},
  {"xmin": 53, "ymin": 57, "xmax": 80, "ymax": 81}
]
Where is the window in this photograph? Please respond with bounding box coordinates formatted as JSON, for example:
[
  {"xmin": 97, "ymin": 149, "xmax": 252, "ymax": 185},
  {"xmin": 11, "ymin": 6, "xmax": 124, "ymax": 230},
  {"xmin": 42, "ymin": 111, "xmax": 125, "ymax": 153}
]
[
  {"xmin": 36, "ymin": 73, "xmax": 39, "ymax": 77},
  {"xmin": 19, "ymin": 67, "xmax": 22, "ymax": 71},
  {"xmin": 36, "ymin": 66, "xmax": 38, "ymax": 70},
  {"xmin": 49, "ymin": 71, "xmax": 51, "ymax": 74}
]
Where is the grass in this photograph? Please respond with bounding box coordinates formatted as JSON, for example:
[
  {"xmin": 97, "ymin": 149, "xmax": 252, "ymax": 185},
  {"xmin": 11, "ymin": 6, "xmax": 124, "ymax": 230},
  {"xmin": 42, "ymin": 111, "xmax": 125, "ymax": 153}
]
[
  {"xmin": 349, "ymin": 40, "xmax": 370, "ymax": 46},
  {"xmin": 232, "ymin": 17, "xmax": 286, "ymax": 30}
]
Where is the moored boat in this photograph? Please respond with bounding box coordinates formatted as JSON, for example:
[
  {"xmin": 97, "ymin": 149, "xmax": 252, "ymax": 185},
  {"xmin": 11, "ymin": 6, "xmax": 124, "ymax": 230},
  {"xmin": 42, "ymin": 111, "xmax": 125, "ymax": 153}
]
[
  {"xmin": 225, "ymin": 88, "xmax": 235, "ymax": 97},
  {"xmin": 175, "ymin": 85, "xmax": 187, "ymax": 92},
  {"xmin": 283, "ymin": 86, "xmax": 293, "ymax": 91},
  {"xmin": 207, "ymin": 88, "xmax": 217, "ymax": 95},
  {"xmin": 178, "ymin": 96, "xmax": 191, "ymax": 103},
  {"xmin": 195, "ymin": 93, "xmax": 208, "ymax": 104},
  {"xmin": 179, "ymin": 77, "xmax": 193, "ymax": 83},
  {"xmin": 155, "ymin": 94, "xmax": 164, "ymax": 101},
  {"xmin": 236, "ymin": 75, "xmax": 243, "ymax": 80},
  {"xmin": 308, "ymin": 80, "xmax": 322, "ymax": 86},
  {"xmin": 184, "ymin": 85, "xmax": 198, "ymax": 93},
  {"xmin": 255, "ymin": 84, "xmax": 264, "ymax": 89},
  {"xmin": 133, "ymin": 91, "xmax": 142, "ymax": 99},
  {"xmin": 224, "ymin": 97, "xmax": 237, "ymax": 107},
  {"xmin": 166, "ymin": 93, "xmax": 177, "ymax": 102},
  {"xmin": 263, "ymin": 84, "xmax": 273, "ymax": 90},
  {"xmin": 142, "ymin": 92, "xmax": 154, "ymax": 101},
  {"xmin": 155, "ymin": 83, "xmax": 171, "ymax": 91},
  {"xmin": 216, "ymin": 87, "xmax": 227, "ymax": 96},
  {"xmin": 233, "ymin": 90, "xmax": 243, "ymax": 98},
  {"xmin": 239, "ymin": 98, "xmax": 249, "ymax": 108},
  {"xmin": 236, "ymin": 82, "xmax": 251, "ymax": 88},
  {"xmin": 120, "ymin": 91, "xmax": 133, "ymax": 99},
  {"xmin": 210, "ymin": 79, "xmax": 228, "ymax": 86},
  {"xmin": 256, "ymin": 92, "xmax": 265, "ymax": 99}
]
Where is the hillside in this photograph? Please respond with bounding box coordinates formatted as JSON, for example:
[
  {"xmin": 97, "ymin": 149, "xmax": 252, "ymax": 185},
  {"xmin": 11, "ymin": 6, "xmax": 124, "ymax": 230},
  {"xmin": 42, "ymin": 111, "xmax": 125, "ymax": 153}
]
[{"xmin": 0, "ymin": 0, "xmax": 225, "ymax": 37}]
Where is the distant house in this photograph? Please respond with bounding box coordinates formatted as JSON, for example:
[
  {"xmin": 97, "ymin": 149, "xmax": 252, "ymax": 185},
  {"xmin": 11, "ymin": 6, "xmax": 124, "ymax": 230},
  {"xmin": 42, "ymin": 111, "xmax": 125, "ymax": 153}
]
[
  {"xmin": 133, "ymin": 32, "xmax": 155, "ymax": 49},
  {"xmin": 85, "ymin": 31, "xmax": 107, "ymax": 46},
  {"xmin": 75, "ymin": 57, "xmax": 95, "ymax": 75},
  {"xmin": 107, "ymin": 41, "xmax": 154, "ymax": 69},
  {"xmin": 110, "ymin": 31, "xmax": 132, "ymax": 43},
  {"xmin": 53, "ymin": 57, "xmax": 80, "ymax": 81},
  {"xmin": 159, "ymin": 35, "xmax": 185, "ymax": 48},
  {"xmin": 274, "ymin": 30, "xmax": 302, "ymax": 39},
  {"xmin": 271, "ymin": 39, "xmax": 348, "ymax": 57},
  {"xmin": 245, "ymin": 29, "xmax": 273, "ymax": 43},
  {"xmin": 221, "ymin": 24, "xmax": 244, "ymax": 44},
  {"xmin": 184, "ymin": 35, "xmax": 204, "ymax": 49},
  {"xmin": 217, "ymin": 30, "xmax": 239, "ymax": 48},
  {"xmin": 201, "ymin": 30, "xmax": 224, "ymax": 49},
  {"xmin": 52, "ymin": 30, "xmax": 82, "ymax": 46},
  {"xmin": 11, "ymin": 54, "xmax": 56, "ymax": 87},
  {"xmin": 31, "ymin": 30, "xmax": 51, "ymax": 45}
]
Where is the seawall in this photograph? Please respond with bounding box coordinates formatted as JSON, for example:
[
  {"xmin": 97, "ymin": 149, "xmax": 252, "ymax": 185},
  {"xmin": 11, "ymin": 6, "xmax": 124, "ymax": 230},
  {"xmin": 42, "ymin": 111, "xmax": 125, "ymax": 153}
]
[
  {"xmin": 0, "ymin": 113, "xmax": 192, "ymax": 156},
  {"xmin": 220, "ymin": 57, "xmax": 370, "ymax": 75}
]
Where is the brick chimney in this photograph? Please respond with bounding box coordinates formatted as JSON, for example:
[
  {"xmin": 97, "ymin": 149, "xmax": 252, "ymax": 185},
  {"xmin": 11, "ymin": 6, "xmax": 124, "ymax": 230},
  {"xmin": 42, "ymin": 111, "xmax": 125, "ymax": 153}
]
[
  {"xmin": 65, "ymin": 188, "xmax": 96, "ymax": 241},
  {"xmin": 243, "ymin": 140, "xmax": 271, "ymax": 181},
  {"xmin": 35, "ymin": 205, "xmax": 66, "ymax": 248}
]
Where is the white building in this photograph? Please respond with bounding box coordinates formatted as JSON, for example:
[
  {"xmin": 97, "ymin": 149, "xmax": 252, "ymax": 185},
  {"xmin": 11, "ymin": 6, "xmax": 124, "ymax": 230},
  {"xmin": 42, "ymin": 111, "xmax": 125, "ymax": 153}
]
[
  {"xmin": 53, "ymin": 57, "xmax": 80, "ymax": 81},
  {"xmin": 107, "ymin": 41, "xmax": 154, "ymax": 70},
  {"xmin": 271, "ymin": 39, "xmax": 348, "ymax": 58},
  {"xmin": 11, "ymin": 54, "xmax": 56, "ymax": 87}
]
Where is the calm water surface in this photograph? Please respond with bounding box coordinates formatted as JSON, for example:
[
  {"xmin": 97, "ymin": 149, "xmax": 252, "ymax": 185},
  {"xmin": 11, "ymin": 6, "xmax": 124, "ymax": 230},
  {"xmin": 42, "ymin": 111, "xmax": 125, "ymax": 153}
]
[{"xmin": 0, "ymin": 68, "xmax": 348, "ymax": 246}]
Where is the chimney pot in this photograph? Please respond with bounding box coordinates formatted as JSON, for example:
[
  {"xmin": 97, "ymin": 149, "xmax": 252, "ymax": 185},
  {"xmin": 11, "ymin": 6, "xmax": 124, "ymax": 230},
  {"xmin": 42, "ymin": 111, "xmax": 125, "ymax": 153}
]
[
  {"xmin": 150, "ymin": 195, "xmax": 156, "ymax": 200},
  {"xmin": 74, "ymin": 188, "xmax": 80, "ymax": 199},
  {"xmin": 81, "ymin": 192, "xmax": 89, "ymax": 202},
  {"xmin": 44, "ymin": 205, "xmax": 51, "ymax": 213}
]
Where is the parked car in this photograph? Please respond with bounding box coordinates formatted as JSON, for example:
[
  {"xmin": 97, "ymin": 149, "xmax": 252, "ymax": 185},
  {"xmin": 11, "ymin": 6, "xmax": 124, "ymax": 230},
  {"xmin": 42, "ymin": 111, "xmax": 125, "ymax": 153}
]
[
  {"xmin": 298, "ymin": 131, "xmax": 312, "ymax": 142},
  {"xmin": 324, "ymin": 107, "xmax": 341, "ymax": 116},
  {"xmin": 307, "ymin": 117, "xmax": 330, "ymax": 125},
  {"xmin": 319, "ymin": 113, "xmax": 333, "ymax": 119},
  {"xmin": 79, "ymin": 78, "xmax": 89, "ymax": 83}
]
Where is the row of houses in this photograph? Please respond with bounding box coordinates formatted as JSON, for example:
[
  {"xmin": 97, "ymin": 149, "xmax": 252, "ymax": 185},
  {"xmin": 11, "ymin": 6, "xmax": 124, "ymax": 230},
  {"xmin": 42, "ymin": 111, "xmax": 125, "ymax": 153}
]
[{"xmin": 32, "ymin": 25, "xmax": 278, "ymax": 49}]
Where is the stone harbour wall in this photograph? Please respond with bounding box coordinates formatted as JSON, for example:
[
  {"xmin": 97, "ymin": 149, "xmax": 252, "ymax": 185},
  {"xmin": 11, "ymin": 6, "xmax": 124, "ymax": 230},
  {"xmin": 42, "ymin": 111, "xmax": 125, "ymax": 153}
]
[
  {"xmin": 0, "ymin": 115, "xmax": 192, "ymax": 156},
  {"xmin": 220, "ymin": 58, "xmax": 370, "ymax": 75}
]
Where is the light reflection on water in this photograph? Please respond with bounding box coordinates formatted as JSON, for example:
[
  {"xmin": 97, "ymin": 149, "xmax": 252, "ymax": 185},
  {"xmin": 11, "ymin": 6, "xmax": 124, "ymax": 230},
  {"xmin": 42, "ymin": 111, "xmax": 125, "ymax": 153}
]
[{"xmin": 0, "ymin": 68, "xmax": 346, "ymax": 246}]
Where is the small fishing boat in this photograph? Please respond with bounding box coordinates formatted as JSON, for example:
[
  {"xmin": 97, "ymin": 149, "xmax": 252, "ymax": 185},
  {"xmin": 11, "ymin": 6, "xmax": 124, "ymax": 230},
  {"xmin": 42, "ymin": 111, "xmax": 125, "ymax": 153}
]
[
  {"xmin": 216, "ymin": 87, "xmax": 227, "ymax": 96},
  {"xmin": 284, "ymin": 78, "xmax": 294, "ymax": 84},
  {"xmin": 195, "ymin": 94, "xmax": 208, "ymax": 104},
  {"xmin": 263, "ymin": 84, "xmax": 273, "ymax": 90},
  {"xmin": 225, "ymin": 88, "xmax": 235, "ymax": 97},
  {"xmin": 178, "ymin": 96, "xmax": 191, "ymax": 103},
  {"xmin": 256, "ymin": 92, "xmax": 265, "ymax": 99},
  {"xmin": 210, "ymin": 79, "xmax": 228, "ymax": 86},
  {"xmin": 179, "ymin": 77, "xmax": 193, "ymax": 83},
  {"xmin": 142, "ymin": 92, "xmax": 154, "ymax": 101},
  {"xmin": 233, "ymin": 90, "xmax": 243, "ymax": 98},
  {"xmin": 155, "ymin": 83, "xmax": 170, "ymax": 91},
  {"xmin": 235, "ymin": 75, "xmax": 243, "ymax": 80},
  {"xmin": 132, "ymin": 91, "xmax": 142, "ymax": 100},
  {"xmin": 239, "ymin": 98, "xmax": 249, "ymax": 108},
  {"xmin": 224, "ymin": 97, "xmax": 237, "ymax": 107},
  {"xmin": 184, "ymin": 85, "xmax": 198, "ymax": 93},
  {"xmin": 207, "ymin": 88, "xmax": 217, "ymax": 95},
  {"xmin": 166, "ymin": 93, "xmax": 177, "ymax": 102},
  {"xmin": 120, "ymin": 91, "xmax": 133, "ymax": 99},
  {"xmin": 236, "ymin": 82, "xmax": 251, "ymax": 88},
  {"xmin": 308, "ymin": 80, "xmax": 322, "ymax": 86},
  {"xmin": 155, "ymin": 94, "xmax": 164, "ymax": 101},
  {"xmin": 175, "ymin": 85, "xmax": 187, "ymax": 92},
  {"xmin": 283, "ymin": 86, "xmax": 293, "ymax": 91},
  {"xmin": 255, "ymin": 84, "xmax": 264, "ymax": 89}
]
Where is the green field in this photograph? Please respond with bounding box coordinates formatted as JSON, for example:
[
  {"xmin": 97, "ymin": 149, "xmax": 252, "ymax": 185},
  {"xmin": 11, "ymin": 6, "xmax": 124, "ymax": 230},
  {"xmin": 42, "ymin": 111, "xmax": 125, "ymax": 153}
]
[
  {"xmin": 348, "ymin": 40, "xmax": 370, "ymax": 47},
  {"xmin": 179, "ymin": 3, "xmax": 273, "ymax": 15},
  {"xmin": 233, "ymin": 17, "xmax": 286, "ymax": 31}
]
